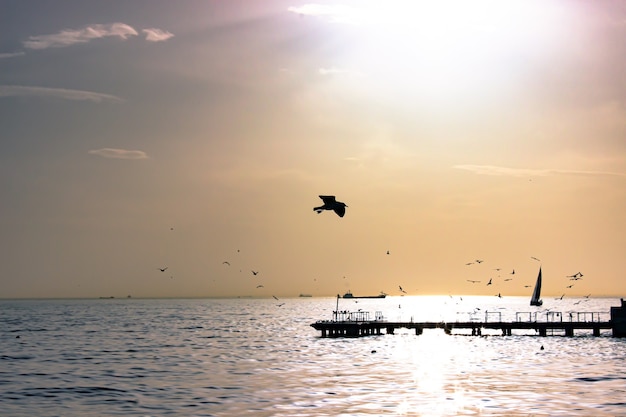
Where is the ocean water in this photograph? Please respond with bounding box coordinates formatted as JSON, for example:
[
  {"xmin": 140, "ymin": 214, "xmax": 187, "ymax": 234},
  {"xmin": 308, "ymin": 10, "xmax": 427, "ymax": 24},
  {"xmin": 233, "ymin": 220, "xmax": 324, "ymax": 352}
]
[{"xmin": 1, "ymin": 296, "xmax": 625, "ymax": 417}]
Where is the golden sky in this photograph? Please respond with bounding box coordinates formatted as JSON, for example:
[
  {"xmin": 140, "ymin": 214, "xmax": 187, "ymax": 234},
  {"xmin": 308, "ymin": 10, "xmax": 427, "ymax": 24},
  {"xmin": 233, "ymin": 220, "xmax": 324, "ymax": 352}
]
[{"xmin": 1, "ymin": 0, "xmax": 624, "ymax": 298}]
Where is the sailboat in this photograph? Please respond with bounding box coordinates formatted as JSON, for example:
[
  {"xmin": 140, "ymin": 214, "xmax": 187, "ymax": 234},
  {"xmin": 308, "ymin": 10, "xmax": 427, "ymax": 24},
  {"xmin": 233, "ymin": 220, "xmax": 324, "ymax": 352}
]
[{"xmin": 530, "ymin": 267, "xmax": 543, "ymax": 306}]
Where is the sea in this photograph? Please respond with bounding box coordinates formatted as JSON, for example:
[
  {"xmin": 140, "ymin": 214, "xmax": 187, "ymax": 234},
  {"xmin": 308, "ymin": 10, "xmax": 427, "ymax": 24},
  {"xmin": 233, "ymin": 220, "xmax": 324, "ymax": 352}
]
[{"xmin": 1, "ymin": 295, "xmax": 625, "ymax": 417}]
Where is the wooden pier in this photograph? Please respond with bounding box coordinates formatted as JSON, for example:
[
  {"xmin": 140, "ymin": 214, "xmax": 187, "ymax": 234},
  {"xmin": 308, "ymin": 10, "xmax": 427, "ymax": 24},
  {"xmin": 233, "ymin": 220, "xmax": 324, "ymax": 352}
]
[{"xmin": 311, "ymin": 298, "xmax": 626, "ymax": 338}]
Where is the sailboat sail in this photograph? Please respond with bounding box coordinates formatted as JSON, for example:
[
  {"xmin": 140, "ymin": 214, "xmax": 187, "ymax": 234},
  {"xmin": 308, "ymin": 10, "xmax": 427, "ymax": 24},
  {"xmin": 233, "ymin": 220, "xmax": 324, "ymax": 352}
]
[{"xmin": 530, "ymin": 267, "xmax": 543, "ymax": 306}]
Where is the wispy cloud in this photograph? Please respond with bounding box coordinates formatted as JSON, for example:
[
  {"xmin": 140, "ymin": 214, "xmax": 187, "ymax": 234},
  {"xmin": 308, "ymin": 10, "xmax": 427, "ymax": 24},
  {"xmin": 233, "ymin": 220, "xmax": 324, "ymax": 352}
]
[
  {"xmin": 287, "ymin": 4, "xmax": 364, "ymax": 24},
  {"xmin": 88, "ymin": 148, "xmax": 149, "ymax": 160},
  {"xmin": 23, "ymin": 23, "xmax": 138, "ymax": 49},
  {"xmin": 22, "ymin": 23, "xmax": 175, "ymax": 50},
  {"xmin": 0, "ymin": 85, "xmax": 124, "ymax": 103},
  {"xmin": 454, "ymin": 164, "xmax": 626, "ymax": 177},
  {"xmin": 0, "ymin": 52, "xmax": 25, "ymax": 59},
  {"xmin": 318, "ymin": 67, "xmax": 354, "ymax": 76},
  {"xmin": 142, "ymin": 28, "xmax": 174, "ymax": 42}
]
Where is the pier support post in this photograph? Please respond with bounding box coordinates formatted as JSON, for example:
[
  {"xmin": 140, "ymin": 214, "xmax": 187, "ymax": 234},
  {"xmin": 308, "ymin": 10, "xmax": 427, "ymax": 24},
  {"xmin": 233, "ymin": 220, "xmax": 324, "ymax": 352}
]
[
  {"xmin": 415, "ymin": 327, "xmax": 423, "ymax": 335},
  {"xmin": 321, "ymin": 329, "xmax": 327, "ymax": 337},
  {"xmin": 386, "ymin": 326, "xmax": 394, "ymax": 335},
  {"xmin": 611, "ymin": 299, "xmax": 626, "ymax": 337},
  {"xmin": 565, "ymin": 327, "xmax": 574, "ymax": 337},
  {"xmin": 593, "ymin": 327, "xmax": 600, "ymax": 337},
  {"xmin": 539, "ymin": 327, "xmax": 547, "ymax": 337}
]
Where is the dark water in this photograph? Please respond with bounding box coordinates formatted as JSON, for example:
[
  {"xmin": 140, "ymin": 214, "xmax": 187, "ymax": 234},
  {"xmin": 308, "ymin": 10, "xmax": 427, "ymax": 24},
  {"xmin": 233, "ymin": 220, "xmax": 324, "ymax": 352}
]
[{"xmin": 1, "ymin": 296, "xmax": 625, "ymax": 416}]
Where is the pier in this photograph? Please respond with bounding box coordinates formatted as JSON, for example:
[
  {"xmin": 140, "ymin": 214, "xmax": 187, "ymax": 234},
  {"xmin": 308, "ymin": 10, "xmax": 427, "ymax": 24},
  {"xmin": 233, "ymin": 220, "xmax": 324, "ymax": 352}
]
[{"xmin": 311, "ymin": 298, "xmax": 626, "ymax": 338}]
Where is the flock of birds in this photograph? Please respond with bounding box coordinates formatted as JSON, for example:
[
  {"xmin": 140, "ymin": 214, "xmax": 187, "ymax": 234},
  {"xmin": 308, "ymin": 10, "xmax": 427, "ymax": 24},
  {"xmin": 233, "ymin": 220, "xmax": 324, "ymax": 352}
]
[
  {"xmin": 462, "ymin": 256, "xmax": 589, "ymax": 301},
  {"xmin": 156, "ymin": 195, "xmax": 591, "ymax": 307}
]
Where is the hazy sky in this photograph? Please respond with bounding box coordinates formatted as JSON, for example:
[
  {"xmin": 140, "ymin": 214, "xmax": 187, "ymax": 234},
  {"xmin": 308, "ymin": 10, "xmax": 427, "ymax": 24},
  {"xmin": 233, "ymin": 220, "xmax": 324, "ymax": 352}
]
[{"xmin": 1, "ymin": 0, "xmax": 625, "ymax": 299}]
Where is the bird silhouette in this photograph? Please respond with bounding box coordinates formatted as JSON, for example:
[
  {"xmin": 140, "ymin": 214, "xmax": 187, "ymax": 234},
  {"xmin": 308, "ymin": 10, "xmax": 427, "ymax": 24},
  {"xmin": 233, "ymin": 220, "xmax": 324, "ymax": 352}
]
[
  {"xmin": 466, "ymin": 279, "xmax": 480, "ymax": 284},
  {"xmin": 486, "ymin": 278, "xmax": 492, "ymax": 286},
  {"xmin": 251, "ymin": 270, "xmax": 259, "ymax": 275},
  {"xmin": 399, "ymin": 285, "xmax": 407, "ymax": 294},
  {"xmin": 158, "ymin": 267, "xmax": 168, "ymax": 272},
  {"xmin": 313, "ymin": 195, "xmax": 348, "ymax": 217},
  {"xmin": 222, "ymin": 261, "xmax": 230, "ymax": 266}
]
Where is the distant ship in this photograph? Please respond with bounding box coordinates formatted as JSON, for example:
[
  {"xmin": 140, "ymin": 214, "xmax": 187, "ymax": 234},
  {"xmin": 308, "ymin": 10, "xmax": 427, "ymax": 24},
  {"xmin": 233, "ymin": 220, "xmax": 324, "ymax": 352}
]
[
  {"xmin": 341, "ymin": 291, "xmax": 386, "ymax": 299},
  {"xmin": 299, "ymin": 294, "xmax": 312, "ymax": 297}
]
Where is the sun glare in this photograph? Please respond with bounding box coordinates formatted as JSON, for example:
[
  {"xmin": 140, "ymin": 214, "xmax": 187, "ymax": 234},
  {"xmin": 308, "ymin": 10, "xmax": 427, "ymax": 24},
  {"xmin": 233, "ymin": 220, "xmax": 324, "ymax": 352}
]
[{"xmin": 296, "ymin": 0, "xmax": 569, "ymax": 104}]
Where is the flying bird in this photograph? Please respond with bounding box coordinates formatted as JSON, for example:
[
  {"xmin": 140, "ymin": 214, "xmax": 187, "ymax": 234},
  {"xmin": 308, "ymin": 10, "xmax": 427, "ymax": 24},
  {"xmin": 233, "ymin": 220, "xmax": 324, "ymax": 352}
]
[
  {"xmin": 486, "ymin": 278, "xmax": 492, "ymax": 286},
  {"xmin": 399, "ymin": 285, "xmax": 407, "ymax": 294},
  {"xmin": 475, "ymin": 259, "xmax": 483, "ymax": 263},
  {"xmin": 251, "ymin": 270, "xmax": 259, "ymax": 276},
  {"xmin": 272, "ymin": 295, "xmax": 279, "ymax": 300},
  {"xmin": 466, "ymin": 280, "xmax": 480, "ymax": 284},
  {"xmin": 222, "ymin": 261, "xmax": 230, "ymax": 266},
  {"xmin": 531, "ymin": 256, "xmax": 541, "ymax": 262},
  {"xmin": 158, "ymin": 267, "xmax": 168, "ymax": 272},
  {"xmin": 313, "ymin": 195, "xmax": 348, "ymax": 217},
  {"xmin": 256, "ymin": 285, "xmax": 264, "ymax": 288}
]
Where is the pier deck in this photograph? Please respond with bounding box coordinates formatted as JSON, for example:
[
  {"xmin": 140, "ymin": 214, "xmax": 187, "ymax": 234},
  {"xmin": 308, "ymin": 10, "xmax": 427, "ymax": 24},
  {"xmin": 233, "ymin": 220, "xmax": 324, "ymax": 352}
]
[
  {"xmin": 312, "ymin": 299, "xmax": 626, "ymax": 338},
  {"xmin": 311, "ymin": 319, "xmax": 614, "ymax": 337}
]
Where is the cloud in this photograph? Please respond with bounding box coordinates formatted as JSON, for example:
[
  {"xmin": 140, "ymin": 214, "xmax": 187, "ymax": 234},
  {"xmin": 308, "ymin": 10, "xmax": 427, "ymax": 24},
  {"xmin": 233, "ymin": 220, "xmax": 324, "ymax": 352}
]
[
  {"xmin": 88, "ymin": 148, "xmax": 149, "ymax": 160},
  {"xmin": 0, "ymin": 85, "xmax": 124, "ymax": 103},
  {"xmin": 287, "ymin": 4, "xmax": 363, "ymax": 24},
  {"xmin": 142, "ymin": 28, "xmax": 174, "ymax": 42},
  {"xmin": 318, "ymin": 67, "xmax": 350, "ymax": 75},
  {"xmin": 454, "ymin": 164, "xmax": 626, "ymax": 177},
  {"xmin": 0, "ymin": 52, "xmax": 25, "ymax": 59},
  {"xmin": 23, "ymin": 23, "xmax": 141, "ymax": 49}
]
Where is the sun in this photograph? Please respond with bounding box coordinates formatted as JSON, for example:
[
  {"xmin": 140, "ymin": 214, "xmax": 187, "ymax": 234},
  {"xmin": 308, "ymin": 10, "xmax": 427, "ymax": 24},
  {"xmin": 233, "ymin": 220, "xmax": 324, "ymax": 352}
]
[{"xmin": 291, "ymin": 0, "xmax": 569, "ymax": 104}]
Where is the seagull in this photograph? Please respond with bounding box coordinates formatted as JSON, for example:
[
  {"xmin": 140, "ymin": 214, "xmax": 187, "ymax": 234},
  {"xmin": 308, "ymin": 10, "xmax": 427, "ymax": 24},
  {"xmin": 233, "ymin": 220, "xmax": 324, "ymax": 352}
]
[
  {"xmin": 222, "ymin": 261, "xmax": 230, "ymax": 266},
  {"xmin": 158, "ymin": 267, "xmax": 168, "ymax": 272},
  {"xmin": 555, "ymin": 294, "xmax": 565, "ymax": 300},
  {"xmin": 486, "ymin": 278, "xmax": 492, "ymax": 286},
  {"xmin": 399, "ymin": 285, "xmax": 407, "ymax": 294},
  {"xmin": 531, "ymin": 256, "xmax": 540, "ymax": 262},
  {"xmin": 272, "ymin": 295, "xmax": 279, "ymax": 300},
  {"xmin": 475, "ymin": 259, "xmax": 484, "ymax": 263},
  {"xmin": 466, "ymin": 279, "xmax": 480, "ymax": 283},
  {"xmin": 256, "ymin": 285, "xmax": 264, "ymax": 288},
  {"xmin": 386, "ymin": 250, "xmax": 390, "ymax": 255},
  {"xmin": 510, "ymin": 269, "xmax": 515, "ymax": 275},
  {"xmin": 251, "ymin": 270, "xmax": 259, "ymax": 276},
  {"xmin": 566, "ymin": 284, "xmax": 574, "ymax": 288},
  {"xmin": 313, "ymin": 195, "xmax": 348, "ymax": 217},
  {"xmin": 504, "ymin": 278, "xmax": 513, "ymax": 281},
  {"xmin": 276, "ymin": 303, "xmax": 285, "ymax": 307}
]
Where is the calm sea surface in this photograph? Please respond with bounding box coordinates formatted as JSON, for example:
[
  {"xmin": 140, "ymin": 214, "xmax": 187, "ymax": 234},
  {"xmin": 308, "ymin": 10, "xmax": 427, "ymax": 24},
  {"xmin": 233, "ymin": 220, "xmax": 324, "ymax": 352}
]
[{"xmin": 1, "ymin": 296, "xmax": 625, "ymax": 416}]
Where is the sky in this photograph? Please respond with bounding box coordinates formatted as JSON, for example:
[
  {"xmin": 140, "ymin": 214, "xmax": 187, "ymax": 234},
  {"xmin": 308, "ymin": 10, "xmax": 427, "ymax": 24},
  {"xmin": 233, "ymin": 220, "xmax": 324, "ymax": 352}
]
[{"xmin": 1, "ymin": 0, "xmax": 625, "ymax": 299}]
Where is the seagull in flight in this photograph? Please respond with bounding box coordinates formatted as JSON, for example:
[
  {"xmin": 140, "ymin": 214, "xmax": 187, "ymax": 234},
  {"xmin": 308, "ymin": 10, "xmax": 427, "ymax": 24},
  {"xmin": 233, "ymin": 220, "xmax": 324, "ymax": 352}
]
[
  {"xmin": 158, "ymin": 267, "xmax": 168, "ymax": 272},
  {"xmin": 399, "ymin": 285, "xmax": 407, "ymax": 294},
  {"xmin": 466, "ymin": 279, "xmax": 480, "ymax": 284},
  {"xmin": 256, "ymin": 285, "xmax": 264, "ymax": 288},
  {"xmin": 222, "ymin": 261, "xmax": 230, "ymax": 266},
  {"xmin": 251, "ymin": 270, "xmax": 259, "ymax": 276},
  {"xmin": 486, "ymin": 278, "xmax": 492, "ymax": 286},
  {"xmin": 272, "ymin": 295, "xmax": 279, "ymax": 300},
  {"xmin": 313, "ymin": 195, "xmax": 348, "ymax": 217},
  {"xmin": 531, "ymin": 256, "xmax": 541, "ymax": 262}
]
